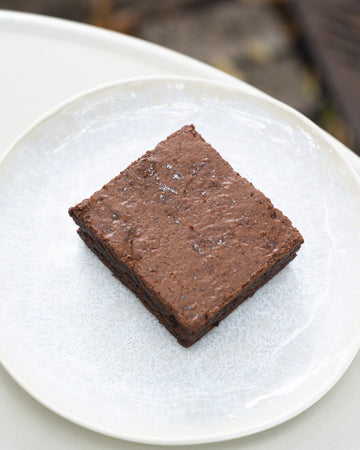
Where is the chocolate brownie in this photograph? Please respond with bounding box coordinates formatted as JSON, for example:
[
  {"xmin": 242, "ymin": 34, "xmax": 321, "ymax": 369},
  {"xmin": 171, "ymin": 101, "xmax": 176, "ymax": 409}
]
[{"xmin": 69, "ymin": 125, "xmax": 303, "ymax": 347}]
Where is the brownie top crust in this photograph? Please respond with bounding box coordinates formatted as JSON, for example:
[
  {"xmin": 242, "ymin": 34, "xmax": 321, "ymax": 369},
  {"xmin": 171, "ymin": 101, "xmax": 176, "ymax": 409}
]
[{"xmin": 70, "ymin": 125, "xmax": 303, "ymax": 334}]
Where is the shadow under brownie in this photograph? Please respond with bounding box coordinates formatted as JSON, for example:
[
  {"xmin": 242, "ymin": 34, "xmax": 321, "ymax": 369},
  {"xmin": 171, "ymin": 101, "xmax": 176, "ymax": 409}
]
[{"xmin": 69, "ymin": 125, "xmax": 303, "ymax": 347}]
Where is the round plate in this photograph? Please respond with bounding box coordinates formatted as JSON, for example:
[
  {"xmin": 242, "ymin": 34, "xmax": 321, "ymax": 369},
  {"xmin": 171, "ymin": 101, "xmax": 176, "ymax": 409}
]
[{"xmin": 1, "ymin": 77, "xmax": 360, "ymax": 445}]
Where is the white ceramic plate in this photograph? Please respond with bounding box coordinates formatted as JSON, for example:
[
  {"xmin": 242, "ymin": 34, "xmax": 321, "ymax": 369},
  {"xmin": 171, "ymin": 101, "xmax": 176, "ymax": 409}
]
[{"xmin": 1, "ymin": 77, "xmax": 360, "ymax": 445}]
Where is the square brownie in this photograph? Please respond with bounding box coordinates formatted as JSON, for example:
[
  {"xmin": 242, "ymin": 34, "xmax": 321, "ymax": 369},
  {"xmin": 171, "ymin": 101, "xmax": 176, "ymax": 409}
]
[{"xmin": 69, "ymin": 125, "xmax": 303, "ymax": 347}]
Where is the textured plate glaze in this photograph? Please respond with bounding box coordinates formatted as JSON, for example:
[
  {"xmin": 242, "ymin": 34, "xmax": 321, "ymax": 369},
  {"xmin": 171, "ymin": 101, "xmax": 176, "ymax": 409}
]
[{"xmin": 1, "ymin": 77, "xmax": 360, "ymax": 445}]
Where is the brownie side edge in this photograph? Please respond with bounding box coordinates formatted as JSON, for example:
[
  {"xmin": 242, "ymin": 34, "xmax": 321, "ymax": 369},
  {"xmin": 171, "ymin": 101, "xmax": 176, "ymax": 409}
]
[{"xmin": 73, "ymin": 217, "xmax": 301, "ymax": 347}]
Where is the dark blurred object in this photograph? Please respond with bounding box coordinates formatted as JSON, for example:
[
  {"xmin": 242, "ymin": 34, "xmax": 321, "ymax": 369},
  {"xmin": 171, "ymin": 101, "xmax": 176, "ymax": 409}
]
[
  {"xmin": 0, "ymin": 0, "xmax": 90, "ymax": 21},
  {"xmin": 87, "ymin": 0, "xmax": 219, "ymax": 34},
  {"xmin": 291, "ymin": 0, "xmax": 360, "ymax": 154},
  {"xmin": 135, "ymin": 0, "xmax": 320, "ymax": 116}
]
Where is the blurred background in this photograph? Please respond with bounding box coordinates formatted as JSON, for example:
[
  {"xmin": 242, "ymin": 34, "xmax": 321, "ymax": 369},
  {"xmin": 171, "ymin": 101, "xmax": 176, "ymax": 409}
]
[{"xmin": 1, "ymin": 0, "xmax": 359, "ymax": 153}]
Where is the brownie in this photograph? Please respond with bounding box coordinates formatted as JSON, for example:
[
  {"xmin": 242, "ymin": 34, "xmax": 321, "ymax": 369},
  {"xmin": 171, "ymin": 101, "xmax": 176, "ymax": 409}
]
[{"xmin": 69, "ymin": 125, "xmax": 303, "ymax": 347}]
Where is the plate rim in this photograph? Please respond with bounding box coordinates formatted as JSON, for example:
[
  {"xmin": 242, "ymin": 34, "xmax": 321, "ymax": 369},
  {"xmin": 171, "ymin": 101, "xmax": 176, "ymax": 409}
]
[{"xmin": 1, "ymin": 75, "xmax": 360, "ymax": 445}]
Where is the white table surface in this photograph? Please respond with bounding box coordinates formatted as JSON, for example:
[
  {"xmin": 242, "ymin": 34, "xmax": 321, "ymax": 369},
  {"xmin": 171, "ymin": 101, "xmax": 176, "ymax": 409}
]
[{"xmin": 1, "ymin": 10, "xmax": 359, "ymax": 450}]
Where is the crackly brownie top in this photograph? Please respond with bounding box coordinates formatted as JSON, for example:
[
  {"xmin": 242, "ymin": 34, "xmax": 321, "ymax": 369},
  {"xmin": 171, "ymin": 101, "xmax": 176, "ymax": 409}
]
[{"xmin": 71, "ymin": 125, "xmax": 303, "ymax": 331}]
